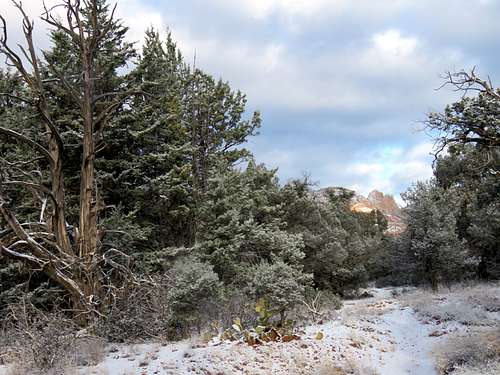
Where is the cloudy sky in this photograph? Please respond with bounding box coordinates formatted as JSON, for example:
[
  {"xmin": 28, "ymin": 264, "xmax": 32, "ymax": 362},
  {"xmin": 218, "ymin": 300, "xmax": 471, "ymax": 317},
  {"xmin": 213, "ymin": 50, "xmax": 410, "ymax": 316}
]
[{"xmin": 3, "ymin": 0, "xmax": 500, "ymax": 203}]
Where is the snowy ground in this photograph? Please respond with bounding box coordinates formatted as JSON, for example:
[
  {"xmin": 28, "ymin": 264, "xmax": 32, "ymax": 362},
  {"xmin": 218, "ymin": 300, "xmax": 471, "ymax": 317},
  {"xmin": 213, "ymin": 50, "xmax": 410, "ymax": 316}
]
[
  {"xmin": 75, "ymin": 286, "xmax": 497, "ymax": 375},
  {"xmin": 1, "ymin": 285, "xmax": 498, "ymax": 374}
]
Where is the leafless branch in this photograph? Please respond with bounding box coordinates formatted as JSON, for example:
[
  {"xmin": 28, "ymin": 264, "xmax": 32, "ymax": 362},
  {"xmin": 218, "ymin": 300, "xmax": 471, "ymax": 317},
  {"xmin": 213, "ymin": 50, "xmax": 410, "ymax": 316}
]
[{"xmin": 0, "ymin": 127, "xmax": 54, "ymax": 164}]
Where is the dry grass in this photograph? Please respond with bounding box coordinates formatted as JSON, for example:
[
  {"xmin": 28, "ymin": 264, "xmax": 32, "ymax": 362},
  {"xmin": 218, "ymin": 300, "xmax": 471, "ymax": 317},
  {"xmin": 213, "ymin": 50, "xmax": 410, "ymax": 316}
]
[
  {"xmin": 434, "ymin": 329, "xmax": 500, "ymax": 374},
  {"xmin": 398, "ymin": 282, "xmax": 500, "ymax": 326},
  {"xmin": 286, "ymin": 350, "xmax": 380, "ymax": 375},
  {"xmin": 311, "ymin": 358, "xmax": 345, "ymax": 375},
  {"xmin": 451, "ymin": 361, "xmax": 500, "ymax": 375},
  {"xmin": 4, "ymin": 336, "xmax": 107, "ymax": 375},
  {"xmin": 414, "ymin": 302, "xmax": 490, "ymax": 325},
  {"xmin": 73, "ymin": 337, "xmax": 107, "ymax": 366},
  {"xmin": 2, "ymin": 302, "xmax": 107, "ymax": 375},
  {"xmin": 464, "ymin": 292, "xmax": 500, "ymax": 314},
  {"xmin": 6, "ymin": 367, "xmax": 110, "ymax": 375},
  {"xmin": 341, "ymin": 298, "xmax": 396, "ymax": 327},
  {"xmin": 343, "ymin": 357, "xmax": 381, "ymax": 375},
  {"xmin": 396, "ymin": 283, "xmax": 500, "ymax": 374}
]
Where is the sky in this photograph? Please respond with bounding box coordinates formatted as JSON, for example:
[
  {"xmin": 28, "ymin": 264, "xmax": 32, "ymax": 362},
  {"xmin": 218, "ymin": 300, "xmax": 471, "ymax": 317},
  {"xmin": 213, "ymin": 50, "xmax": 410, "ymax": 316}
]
[{"xmin": 2, "ymin": 0, "xmax": 500, "ymax": 204}]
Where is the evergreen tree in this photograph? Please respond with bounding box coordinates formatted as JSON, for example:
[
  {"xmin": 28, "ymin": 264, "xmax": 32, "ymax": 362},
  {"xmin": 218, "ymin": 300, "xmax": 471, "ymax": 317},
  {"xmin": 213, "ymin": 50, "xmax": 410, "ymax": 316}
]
[
  {"xmin": 279, "ymin": 183, "xmax": 387, "ymax": 294},
  {"xmin": 434, "ymin": 146, "xmax": 500, "ymax": 278},
  {"xmin": 195, "ymin": 161, "xmax": 305, "ymax": 282},
  {"xmin": 400, "ymin": 181, "xmax": 471, "ymax": 288}
]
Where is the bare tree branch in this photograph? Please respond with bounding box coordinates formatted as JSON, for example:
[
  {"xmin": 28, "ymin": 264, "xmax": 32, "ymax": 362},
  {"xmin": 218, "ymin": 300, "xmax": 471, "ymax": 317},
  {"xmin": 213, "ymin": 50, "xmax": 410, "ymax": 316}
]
[{"xmin": 0, "ymin": 127, "xmax": 54, "ymax": 164}]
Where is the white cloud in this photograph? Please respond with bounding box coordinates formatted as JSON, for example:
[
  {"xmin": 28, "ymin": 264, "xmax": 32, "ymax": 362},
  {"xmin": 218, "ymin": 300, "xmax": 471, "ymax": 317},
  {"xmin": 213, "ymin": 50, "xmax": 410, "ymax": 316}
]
[
  {"xmin": 168, "ymin": 18, "xmax": 462, "ymax": 113},
  {"xmin": 214, "ymin": 0, "xmax": 348, "ymax": 20},
  {"xmin": 214, "ymin": 0, "xmax": 412, "ymax": 25},
  {"xmin": 262, "ymin": 44, "xmax": 285, "ymax": 72},
  {"xmin": 115, "ymin": 0, "xmax": 163, "ymax": 46},
  {"xmin": 341, "ymin": 142, "xmax": 434, "ymax": 199},
  {"xmin": 0, "ymin": 1, "xmax": 56, "ymax": 51},
  {"xmin": 406, "ymin": 142, "xmax": 433, "ymax": 160},
  {"xmin": 372, "ymin": 29, "xmax": 418, "ymax": 58},
  {"xmin": 258, "ymin": 149, "xmax": 295, "ymax": 169},
  {"xmin": 350, "ymin": 163, "xmax": 385, "ymax": 175}
]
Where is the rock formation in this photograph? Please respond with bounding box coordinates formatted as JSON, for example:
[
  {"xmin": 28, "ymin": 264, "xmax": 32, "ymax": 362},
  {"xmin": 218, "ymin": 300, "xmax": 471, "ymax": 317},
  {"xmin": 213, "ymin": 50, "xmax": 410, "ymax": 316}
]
[
  {"xmin": 350, "ymin": 190, "xmax": 406, "ymax": 235},
  {"xmin": 314, "ymin": 187, "xmax": 406, "ymax": 236}
]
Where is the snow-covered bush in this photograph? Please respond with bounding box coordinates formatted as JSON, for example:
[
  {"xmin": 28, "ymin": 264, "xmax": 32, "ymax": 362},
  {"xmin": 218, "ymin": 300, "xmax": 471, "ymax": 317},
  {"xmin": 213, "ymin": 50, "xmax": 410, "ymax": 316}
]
[
  {"xmin": 245, "ymin": 260, "xmax": 312, "ymax": 322},
  {"xmin": 166, "ymin": 256, "xmax": 223, "ymax": 335}
]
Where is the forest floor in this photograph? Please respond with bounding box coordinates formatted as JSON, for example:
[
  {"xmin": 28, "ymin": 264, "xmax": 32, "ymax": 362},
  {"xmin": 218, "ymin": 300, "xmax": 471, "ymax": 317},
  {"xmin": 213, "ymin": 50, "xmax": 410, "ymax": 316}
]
[{"xmin": 1, "ymin": 283, "xmax": 499, "ymax": 375}]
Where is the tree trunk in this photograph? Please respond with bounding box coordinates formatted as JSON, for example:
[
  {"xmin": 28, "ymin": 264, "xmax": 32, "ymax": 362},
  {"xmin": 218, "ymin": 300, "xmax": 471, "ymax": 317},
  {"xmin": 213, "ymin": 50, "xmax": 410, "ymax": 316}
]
[
  {"xmin": 77, "ymin": 49, "xmax": 100, "ymax": 307},
  {"xmin": 46, "ymin": 116, "xmax": 72, "ymax": 255},
  {"xmin": 78, "ymin": 51, "xmax": 98, "ymax": 260}
]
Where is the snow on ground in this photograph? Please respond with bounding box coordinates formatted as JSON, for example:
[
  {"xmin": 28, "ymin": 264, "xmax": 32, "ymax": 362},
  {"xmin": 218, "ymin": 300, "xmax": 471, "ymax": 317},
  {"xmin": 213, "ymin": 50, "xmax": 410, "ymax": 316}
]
[
  {"xmin": 1, "ymin": 285, "xmax": 497, "ymax": 374},
  {"xmin": 377, "ymin": 307, "xmax": 437, "ymax": 374},
  {"xmin": 75, "ymin": 287, "xmax": 466, "ymax": 375}
]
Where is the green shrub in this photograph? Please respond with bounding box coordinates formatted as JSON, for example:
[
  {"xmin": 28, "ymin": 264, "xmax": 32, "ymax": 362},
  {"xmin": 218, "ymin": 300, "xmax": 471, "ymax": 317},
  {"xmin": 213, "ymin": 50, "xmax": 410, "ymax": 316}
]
[
  {"xmin": 246, "ymin": 260, "xmax": 312, "ymax": 322},
  {"xmin": 166, "ymin": 256, "xmax": 223, "ymax": 336}
]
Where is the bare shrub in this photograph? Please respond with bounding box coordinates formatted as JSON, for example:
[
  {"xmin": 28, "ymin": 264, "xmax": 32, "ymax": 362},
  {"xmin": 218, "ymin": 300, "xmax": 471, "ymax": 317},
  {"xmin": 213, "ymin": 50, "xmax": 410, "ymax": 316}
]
[
  {"xmin": 6, "ymin": 302, "xmax": 77, "ymax": 370},
  {"xmin": 96, "ymin": 278, "xmax": 171, "ymax": 342},
  {"xmin": 296, "ymin": 289, "xmax": 343, "ymax": 324},
  {"xmin": 5, "ymin": 363, "xmax": 80, "ymax": 375},
  {"xmin": 3, "ymin": 300, "xmax": 105, "ymax": 374},
  {"xmin": 217, "ymin": 290, "xmax": 257, "ymax": 329}
]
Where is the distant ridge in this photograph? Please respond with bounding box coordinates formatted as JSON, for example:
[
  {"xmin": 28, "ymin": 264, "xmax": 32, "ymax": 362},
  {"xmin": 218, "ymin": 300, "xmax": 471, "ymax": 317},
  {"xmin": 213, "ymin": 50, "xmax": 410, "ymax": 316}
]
[
  {"xmin": 351, "ymin": 190, "xmax": 406, "ymax": 235},
  {"xmin": 314, "ymin": 187, "xmax": 406, "ymax": 236}
]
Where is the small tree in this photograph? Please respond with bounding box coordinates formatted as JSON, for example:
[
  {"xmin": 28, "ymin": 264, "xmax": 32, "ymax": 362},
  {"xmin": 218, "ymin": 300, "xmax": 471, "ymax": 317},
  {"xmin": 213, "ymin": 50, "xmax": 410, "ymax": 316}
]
[
  {"xmin": 166, "ymin": 256, "xmax": 222, "ymax": 334},
  {"xmin": 247, "ymin": 260, "xmax": 312, "ymax": 323}
]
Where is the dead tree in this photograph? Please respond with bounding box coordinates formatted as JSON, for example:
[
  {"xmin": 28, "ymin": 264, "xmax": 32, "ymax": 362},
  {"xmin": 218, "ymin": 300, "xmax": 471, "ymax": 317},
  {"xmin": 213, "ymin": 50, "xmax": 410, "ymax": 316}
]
[{"xmin": 0, "ymin": 0, "xmax": 131, "ymax": 317}]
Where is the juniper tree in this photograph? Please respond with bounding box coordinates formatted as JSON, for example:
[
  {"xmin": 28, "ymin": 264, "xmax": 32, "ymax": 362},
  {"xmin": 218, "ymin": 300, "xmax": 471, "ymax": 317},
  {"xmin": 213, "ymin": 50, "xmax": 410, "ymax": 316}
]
[
  {"xmin": 425, "ymin": 68, "xmax": 500, "ymax": 279},
  {"xmin": 0, "ymin": 0, "xmax": 137, "ymax": 315},
  {"xmin": 179, "ymin": 71, "xmax": 261, "ymax": 244},
  {"xmin": 279, "ymin": 182, "xmax": 387, "ymax": 294},
  {"xmin": 400, "ymin": 181, "xmax": 471, "ymax": 289},
  {"xmin": 98, "ymin": 29, "xmax": 193, "ymax": 253},
  {"xmin": 429, "ymin": 68, "xmax": 500, "ymax": 163},
  {"xmin": 195, "ymin": 160, "xmax": 302, "ymax": 282},
  {"xmin": 434, "ymin": 146, "xmax": 500, "ymax": 278}
]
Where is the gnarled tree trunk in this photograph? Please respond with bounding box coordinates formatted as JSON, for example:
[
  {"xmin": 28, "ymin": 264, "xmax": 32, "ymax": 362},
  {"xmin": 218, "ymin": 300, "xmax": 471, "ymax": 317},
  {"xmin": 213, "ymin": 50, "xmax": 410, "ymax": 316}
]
[{"xmin": 0, "ymin": 0, "xmax": 128, "ymax": 320}]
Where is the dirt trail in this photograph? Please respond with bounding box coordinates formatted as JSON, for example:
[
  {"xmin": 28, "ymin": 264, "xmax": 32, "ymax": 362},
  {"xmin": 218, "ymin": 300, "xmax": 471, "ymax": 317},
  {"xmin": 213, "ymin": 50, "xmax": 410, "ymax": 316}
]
[
  {"xmin": 377, "ymin": 306, "xmax": 438, "ymax": 374},
  {"xmin": 85, "ymin": 288, "xmax": 447, "ymax": 374},
  {"xmin": 339, "ymin": 288, "xmax": 442, "ymax": 375}
]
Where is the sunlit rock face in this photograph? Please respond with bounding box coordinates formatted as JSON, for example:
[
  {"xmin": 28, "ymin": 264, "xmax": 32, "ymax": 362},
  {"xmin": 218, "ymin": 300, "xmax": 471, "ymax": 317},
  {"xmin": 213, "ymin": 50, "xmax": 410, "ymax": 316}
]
[
  {"xmin": 351, "ymin": 190, "xmax": 406, "ymax": 236},
  {"xmin": 312, "ymin": 187, "xmax": 406, "ymax": 236}
]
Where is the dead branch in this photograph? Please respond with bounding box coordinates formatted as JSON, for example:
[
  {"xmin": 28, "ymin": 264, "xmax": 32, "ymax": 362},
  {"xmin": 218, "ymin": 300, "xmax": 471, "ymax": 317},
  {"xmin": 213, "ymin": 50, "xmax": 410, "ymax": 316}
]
[
  {"xmin": 439, "ymin": 66, "xmax": 500, "ymax": 101},
  {"xmin": 429, "ymin": 68, "xmax": 500, "ymax": 165},
  {"xmin": 0, "ymin": 127, "xmax": 54, "ymax": 164},
  {"xmin": 301, "ymin": 291, "xmax": 324, "ymax": 322}
]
